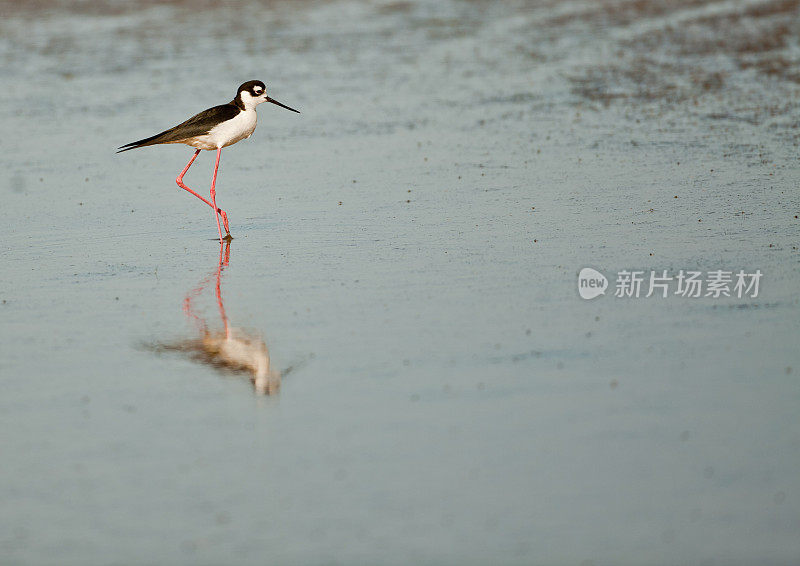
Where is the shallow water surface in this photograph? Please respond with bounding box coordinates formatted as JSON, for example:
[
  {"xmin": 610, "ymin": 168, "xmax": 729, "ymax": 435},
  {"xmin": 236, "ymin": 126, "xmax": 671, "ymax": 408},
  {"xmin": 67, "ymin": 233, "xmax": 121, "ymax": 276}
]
[{"xmin": 1, "ymin": 0, "xmax": 799, "ymax": 564}]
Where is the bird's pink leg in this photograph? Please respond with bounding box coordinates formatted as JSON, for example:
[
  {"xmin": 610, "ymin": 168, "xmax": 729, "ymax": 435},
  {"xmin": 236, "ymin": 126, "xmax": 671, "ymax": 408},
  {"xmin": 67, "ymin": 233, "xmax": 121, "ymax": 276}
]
[
  {"xmin": 176, "ymin": 149, "xmax": 230, "ymax": 235},
  {"xmin": 209, "ymin": 148, "xmax": 225, "ymax": 242}
]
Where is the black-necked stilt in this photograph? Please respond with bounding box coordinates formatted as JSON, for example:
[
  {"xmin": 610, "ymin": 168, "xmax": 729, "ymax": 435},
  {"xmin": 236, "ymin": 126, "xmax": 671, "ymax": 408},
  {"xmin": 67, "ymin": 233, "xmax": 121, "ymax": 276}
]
[{"xmin": 118, "ymin": 80, "xmax": 300, "ymax": 241}]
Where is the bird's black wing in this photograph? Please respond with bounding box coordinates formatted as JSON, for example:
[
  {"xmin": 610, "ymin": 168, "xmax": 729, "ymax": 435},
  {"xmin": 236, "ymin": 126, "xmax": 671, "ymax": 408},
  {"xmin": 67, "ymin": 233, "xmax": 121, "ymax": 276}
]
[{"xmin": 117, "ymin": 103, "xmax": 241, "ymax": 152}]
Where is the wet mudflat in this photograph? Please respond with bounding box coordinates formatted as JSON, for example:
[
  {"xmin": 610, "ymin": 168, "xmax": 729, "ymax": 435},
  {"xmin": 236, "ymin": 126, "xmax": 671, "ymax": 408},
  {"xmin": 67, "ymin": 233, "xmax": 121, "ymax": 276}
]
[{"xmin": 1, "ymin": 0, "xmax": 799, "ymax": 564}]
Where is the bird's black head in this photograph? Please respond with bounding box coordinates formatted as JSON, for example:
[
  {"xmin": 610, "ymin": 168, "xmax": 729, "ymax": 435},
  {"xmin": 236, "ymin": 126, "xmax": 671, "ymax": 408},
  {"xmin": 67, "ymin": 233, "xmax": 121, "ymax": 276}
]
[
  {"xmin": 234, "ymin": 80, "xmax": 300, "ymax": 114},
  {"xmin": 240, "ymin": 80, "xmax": 267, "ymax": 97}
]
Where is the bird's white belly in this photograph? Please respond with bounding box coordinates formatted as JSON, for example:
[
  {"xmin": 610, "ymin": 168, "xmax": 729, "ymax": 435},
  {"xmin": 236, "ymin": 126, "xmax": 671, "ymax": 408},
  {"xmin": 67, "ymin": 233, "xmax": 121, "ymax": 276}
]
[{"xmin": 189, "ymin": 109, "xmax": 258, "ymax": 150}]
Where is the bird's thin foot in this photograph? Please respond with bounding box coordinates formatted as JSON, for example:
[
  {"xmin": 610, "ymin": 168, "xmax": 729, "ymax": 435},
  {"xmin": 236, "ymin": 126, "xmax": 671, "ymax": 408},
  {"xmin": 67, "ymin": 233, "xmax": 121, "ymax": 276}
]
[{"xmin": 219, "ymin": 210, "xmax": 230, "ymax": 234}]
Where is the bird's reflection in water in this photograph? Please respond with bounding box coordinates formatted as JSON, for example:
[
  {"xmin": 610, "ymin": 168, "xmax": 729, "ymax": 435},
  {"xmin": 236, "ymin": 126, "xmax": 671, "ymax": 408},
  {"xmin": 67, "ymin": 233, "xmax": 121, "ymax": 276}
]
[{"xmin": 151, "ymin": 242, "xmax": 280, "ymax": 395}]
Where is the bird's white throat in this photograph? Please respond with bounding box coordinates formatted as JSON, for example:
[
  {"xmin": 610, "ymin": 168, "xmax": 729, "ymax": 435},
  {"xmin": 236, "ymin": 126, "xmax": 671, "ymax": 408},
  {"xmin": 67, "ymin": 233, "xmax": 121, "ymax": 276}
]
[{"xmin": 239, "ymin": 91, "xmax": 265, "ymax": 110}]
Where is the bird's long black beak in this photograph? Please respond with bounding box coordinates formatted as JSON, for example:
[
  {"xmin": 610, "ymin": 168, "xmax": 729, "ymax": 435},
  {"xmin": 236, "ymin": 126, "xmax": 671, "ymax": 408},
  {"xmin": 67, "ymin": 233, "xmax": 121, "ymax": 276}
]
[{"xmin": 266, "ymin": 96, "xmax": 300, "ymax": 113}]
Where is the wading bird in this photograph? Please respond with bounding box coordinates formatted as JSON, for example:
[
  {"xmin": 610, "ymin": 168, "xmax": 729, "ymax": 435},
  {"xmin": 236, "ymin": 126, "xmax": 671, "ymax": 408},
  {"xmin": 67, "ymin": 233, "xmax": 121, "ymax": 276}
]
[{"xmin": 117, "ymin": 80, "xmax": 300, "ymax": 241}]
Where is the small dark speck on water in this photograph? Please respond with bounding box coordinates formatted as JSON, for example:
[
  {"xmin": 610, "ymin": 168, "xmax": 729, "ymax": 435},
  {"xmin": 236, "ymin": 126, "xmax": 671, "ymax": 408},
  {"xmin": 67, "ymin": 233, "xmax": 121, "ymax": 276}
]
[{"xmin": 338, "ymin": 201, "xmax": 342, "ymax": 205}]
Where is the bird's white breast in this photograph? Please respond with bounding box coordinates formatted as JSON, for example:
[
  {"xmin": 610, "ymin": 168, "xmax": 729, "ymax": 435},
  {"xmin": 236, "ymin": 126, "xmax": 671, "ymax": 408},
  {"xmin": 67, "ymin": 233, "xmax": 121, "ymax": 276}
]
[{"xmin": 190, "ymin": 109, "xmax": 258, "ymax": 150}]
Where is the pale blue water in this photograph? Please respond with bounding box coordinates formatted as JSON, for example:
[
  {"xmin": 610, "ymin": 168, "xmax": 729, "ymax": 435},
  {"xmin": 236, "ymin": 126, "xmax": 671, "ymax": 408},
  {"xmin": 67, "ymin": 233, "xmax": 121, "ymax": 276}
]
[{"xmin": 1, "ymin": 1, "xmax": 799, "ymax": 564}]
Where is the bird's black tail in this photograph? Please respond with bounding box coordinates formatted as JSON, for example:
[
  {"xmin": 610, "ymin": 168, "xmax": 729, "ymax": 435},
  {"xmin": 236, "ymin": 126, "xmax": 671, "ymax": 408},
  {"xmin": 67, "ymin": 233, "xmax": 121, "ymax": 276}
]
[{"xmin": 116, "ymin": 133, "xmax": 164, "ymax": 153}]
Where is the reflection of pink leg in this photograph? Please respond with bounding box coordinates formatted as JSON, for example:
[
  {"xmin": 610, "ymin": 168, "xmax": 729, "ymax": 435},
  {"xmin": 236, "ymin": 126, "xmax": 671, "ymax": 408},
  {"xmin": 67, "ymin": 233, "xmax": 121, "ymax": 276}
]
[
  {"xmin": 209, "ymin": 148, "xmax": 224, "ymax": 242},
  {"xmin": 183, "ymin": 267, "xmax": 213, "ymax": 335},
  {"xmin": 216, "ymin": 241, "xmax": 231, "ymax": 339},
  {"xmin": 182, "ymin": 289, "xmax": 208, "ymax": 335},
  {"xmin": 182, "ymin": 240, "xmax": 231, "ymax": 336},
  {"xmin": 176, "ymin": 149, "xmax": 230, "ymax": 234}
]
